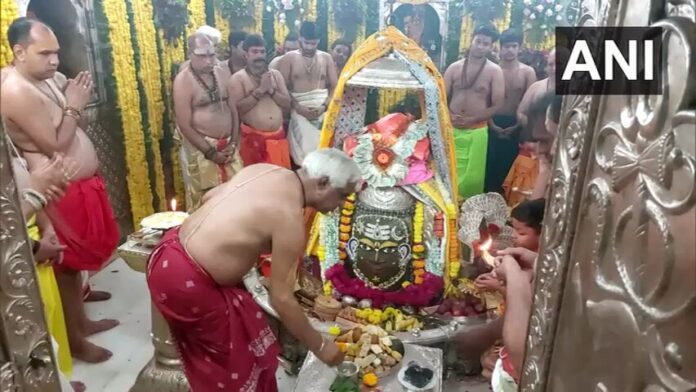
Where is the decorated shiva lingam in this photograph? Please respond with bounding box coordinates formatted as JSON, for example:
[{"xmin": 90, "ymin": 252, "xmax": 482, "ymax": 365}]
[{"xmin": 304, "ymin": 111, "xmax": 472, "ymax": 337}]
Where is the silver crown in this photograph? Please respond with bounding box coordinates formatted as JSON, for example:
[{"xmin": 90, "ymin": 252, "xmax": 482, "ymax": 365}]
[{"xmin": 358, "ymin": 186, "xmax": 415, "ymax": 212}]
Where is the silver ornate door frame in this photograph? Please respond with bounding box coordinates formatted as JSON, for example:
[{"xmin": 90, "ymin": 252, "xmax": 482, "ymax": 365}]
[
  {"xmin": 520, "ymin": 0, "xmax": 696, "ymax": 390},
  {"xmin": 0, "ymin": 126, "xmax": 60, "ymax": 390}
]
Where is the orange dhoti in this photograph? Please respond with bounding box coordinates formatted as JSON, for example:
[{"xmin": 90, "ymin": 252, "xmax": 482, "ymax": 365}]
[
  {"xmin": 502, "ymin": 153, "xmax": 539, "ymax": 207},
  {"xmin": 239, "ymin": 124, "xmax": 291, "ymax": 169}
]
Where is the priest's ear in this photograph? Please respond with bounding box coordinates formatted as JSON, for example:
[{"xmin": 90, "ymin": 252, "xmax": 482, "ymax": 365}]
[{"xmin": 317, "ymin": 176, "xmax": 331, "ymax": 188}]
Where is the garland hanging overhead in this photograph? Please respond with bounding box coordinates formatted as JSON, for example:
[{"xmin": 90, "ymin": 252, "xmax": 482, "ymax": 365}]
[
  {"xmin": 131, "ymin": 0, "xmax": 167, "ymax": 211},
  {"xmin": 103, "ymin": 0, "xmax": 155, "ymax": 226},
  {"xmin": 0, "ymin": 0, "xmax": 19, "ymax": 68}
]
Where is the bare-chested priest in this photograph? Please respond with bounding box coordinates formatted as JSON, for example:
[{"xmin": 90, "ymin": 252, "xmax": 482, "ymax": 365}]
[
  {"xmin": 229, "ymin": 34, "xmax": 292, "ymax": 168},
  {"xmin": 277, "ymin": 21, "xmax": 338, "ymax": 166},
  {"xmin": 444, "ymin": 24, "xmax": 505, "ymax": 200},
  {"xmin": 485, "ymin": 29, "xmax": 536, "ymax": 193},
  {"xmin": 147, "ymin": 149, "xmax": 360, "ymax": 391},
  {"xmin": 173, "ymin": 32, "xmax": 242, "ymax": 212},
  {"xmin": 1, "ymin": 18, "xmax": 119, "ymax": 363}
]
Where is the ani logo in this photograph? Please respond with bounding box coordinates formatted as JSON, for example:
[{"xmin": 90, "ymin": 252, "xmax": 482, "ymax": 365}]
[{"xmin": 555, "ymin": 27, "xmax": 663, "ymax": 95}]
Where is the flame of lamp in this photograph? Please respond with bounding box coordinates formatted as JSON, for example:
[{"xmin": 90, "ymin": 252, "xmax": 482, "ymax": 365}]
[{"xmin": 170, "ymin": 198, "xmax": 177, "ymax": 212}]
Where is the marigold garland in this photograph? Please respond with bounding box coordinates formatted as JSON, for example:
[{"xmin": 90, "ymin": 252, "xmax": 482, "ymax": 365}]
[
  {"xmin": 132, "ymin": 0, "xmax": 167, "ymax": 211},
  {"xmin": 159, "ymin": 33, "xmax": 186, "ymax": 206},
  {"xmin": 0, "ymin": 0, "xmax": 19, "ymax": 68},
  {"xmin": 411, "ymin": 201, "xmax": 425, "ymax": 284},
  {"xmin": 103, "ymin": 0, "xmax": 155, "ymax": 226},
  {"xmin": 187, "ymin": 0, "xmax": 207, "ymax": 38},
  {"xmin": 215, "ymin": 10, "xmax": 230, "ymax": 50}
]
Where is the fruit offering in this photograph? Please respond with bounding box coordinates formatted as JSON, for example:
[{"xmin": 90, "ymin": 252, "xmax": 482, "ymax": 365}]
[
  {"xmin": 354, "ymin": 307, "xmax": 424, "ymax": 332},
  {"xmin": 335, "ymin": 325, "xmax": 404, "ymax": 376},
  {"xmin": 435, "ymin": 295, "xmax": 487, "ymax": 317}
]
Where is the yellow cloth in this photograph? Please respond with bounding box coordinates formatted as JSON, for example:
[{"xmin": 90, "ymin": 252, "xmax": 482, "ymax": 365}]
[
  {"xmin": 177, "ymin": 131, "xmax": 243, "ymax": 212},
  {"xmin": 502, "ymin": 154, "xmax": 539, "ymax": 207},
  {"xmin": 27, "ymin": 216, "xmax": 72, "ymax": 377}
]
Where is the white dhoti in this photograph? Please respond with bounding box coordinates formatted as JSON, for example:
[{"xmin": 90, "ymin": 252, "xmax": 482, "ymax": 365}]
[{"xmin": 288, "ymin": 89, "xmax": 328, "ymax": 165}]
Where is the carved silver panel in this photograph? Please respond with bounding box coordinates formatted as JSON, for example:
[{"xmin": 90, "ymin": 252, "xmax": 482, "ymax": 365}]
[
  {"xmin": 522, "ymin": 0, "xmax": 696, "ymax": 389},
  {"xmin": 0, "ymin": 123, "xmax": 60, "ymax": 390}
]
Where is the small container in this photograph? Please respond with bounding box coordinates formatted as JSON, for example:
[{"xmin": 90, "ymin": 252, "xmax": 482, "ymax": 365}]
[
  {"xmin": 335, "ymin": 361, "xmax": 359, "ymax": 382},
  {"xmin": 397, "ymin": 365, "xmax": 437, "ymax": 392}
]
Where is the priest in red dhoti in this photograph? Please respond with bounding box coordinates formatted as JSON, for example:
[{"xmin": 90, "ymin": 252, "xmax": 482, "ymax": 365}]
[
  {"xmin": 1, "ymin": 18, "xmax": 119, "ymax": 363},
  {"xmin": 146, "ymin": 149, "xmax": 362, "ymax": 390},
  {"xmin": 229, "ymin": 34, "xmax": 292, "ymax": 169}
]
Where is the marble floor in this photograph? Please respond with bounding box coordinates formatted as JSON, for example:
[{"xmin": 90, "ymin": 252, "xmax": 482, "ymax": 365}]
[{"xmin": 72, "ymin": 259, "xmax": 489, "ymax": 391}]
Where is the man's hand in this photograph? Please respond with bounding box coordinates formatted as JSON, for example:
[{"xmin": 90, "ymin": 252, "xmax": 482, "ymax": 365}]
[
  {"xmin": 315, "ymin": 340, "xmax": 345, "ymax": 367},
  {"xmin": 260, "ymin": 72, "xmax": 274, "ymax": 94},
  {"xmin": 475, "ymin": 272, "xmax": 503, "ymax": 292},
  {"xmin": 210, "ymin": 151, "xmax": 231, "ymax": 165},
  {"xmin": 496, "ymin": 247, "xmax": 538, "ymax": 270},
  {"xmin": 493, "ymin": 255, "xmax": 523, "ymax": 284},
  {"xmin": 29, "ymin": 155, "xmax": 71, "ymax": 202},
  {"xmin": 452, "ymin": 114, "xmax": 477, "ymax": 129},
  {"xmin": 295, "ymin": 104, "xmax": 319, "ymax": 120},
  {"xmin": 34, "ymin": 235, "xmax": 66, "ymax": 265},
  {"xmin": 64, "ymin": 71, "xmax": 93, "ymax": 111},
  {"xmin": 222, "ymin": 142, "xmax": 238, "ymax": 156}
]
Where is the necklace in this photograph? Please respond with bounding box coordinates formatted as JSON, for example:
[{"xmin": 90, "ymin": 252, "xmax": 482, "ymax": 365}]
[
  {"xmin": 302, "ymin": 55, "xmax": 317, "ymax": 75},
  {"xmin": 461, "ymin": 57, "xmax": 487, "ymax": 89},
  {"xmin": 191, "ymin": 69, "xmax": 220, "ymax": 103},
  {"xmin": 293, "ymin": 170, "xmax": 306, "ymax": 208}
]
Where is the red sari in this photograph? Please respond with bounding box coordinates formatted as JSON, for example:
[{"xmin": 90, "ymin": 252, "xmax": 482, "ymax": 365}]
[{"xmin": 146, "ymin": 228, "xmax": 280, "ymax": 391}]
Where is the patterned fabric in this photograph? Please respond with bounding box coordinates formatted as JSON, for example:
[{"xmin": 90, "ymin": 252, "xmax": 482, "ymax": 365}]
[
  {"xmin": 453, "ymin": 126, "xmax": 489, "ymax": 200},
  {"xmin": 51, "ymin": 175, "xmax": 120, "ymax": 271},
  {"xmin": 393, "ymin": 51, "xmax": 454, "ymax": 194},
  {"xmin": 333, "ymin": 86, "xmax": 368, "ymax": 147},
  {"xmin": 147, "ymin": 228, "xmax": 279, "ymax": 392},
  {"xmin": 178, "ymin": 132, "xmax": 243, "ymax": 212}
]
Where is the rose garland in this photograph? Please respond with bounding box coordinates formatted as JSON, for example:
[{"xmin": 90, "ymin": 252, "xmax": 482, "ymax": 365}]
[
  {"xmin": 132, "ymin": 0, "xmax": 167, "ymax": 211},
  {"xmin": 0, "ymin": 0, "xmax": 18, "ymax": 69},
  {"xmin": 103, "ymin": 0, "xmax": 155, "ymax": 226}
]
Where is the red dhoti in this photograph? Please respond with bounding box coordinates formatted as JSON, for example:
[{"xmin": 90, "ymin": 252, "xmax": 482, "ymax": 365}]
[
  {"xmin": 147, "ymin": 228, "xmax": 280, "ymax": 392},
  {"xmin": 240, "ymin": 123, "xmax": 291, "ymax": 168},
  {"xmin": 50, "ymin": 175, "xmax": 119, "ymax": 271}
]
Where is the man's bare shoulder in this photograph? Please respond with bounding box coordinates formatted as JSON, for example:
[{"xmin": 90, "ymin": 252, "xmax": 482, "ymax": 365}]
[
  {"xmin": 528, "ymin": 78, "xmax": 547, "ymax": 91},
  {"xmin": 269, "ymin": 68, "xmax": 284, "ymax": 78},
  {"xmin": 486, "ymin": 60, "xmax": 503, "ymax": 74},
  {"xmin": 444, "ymin": 59, "xmax": 463, "ymax": 75},
  {"xmin": 0, "ymin": 73, "xmax": 38, "ymax": 106}
]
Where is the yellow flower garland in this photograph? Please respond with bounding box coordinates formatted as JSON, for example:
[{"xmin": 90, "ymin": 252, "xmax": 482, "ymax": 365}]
[
  {"xmin": 132, "ymin": 0, "xmax": 166, "ymax": 212},
  {"xmin": 215, "ymin": 10, "xmax": 230, "ymax": 50},
  {"xmin": 103, "ymin": 0, "xmax": 154, "ymax": 227},
  {"xmin": 159, "ymin": 33, "xmax": 186, "ymax": 207},
  {"xmin": 0, "ymin": 0, "xmax": 19, "ymax": 68},
  {"xmin": 187, "ymin": 0, "xmax": 206, "ymax": 38},
  {"xmin": 411, "ymin": 201, "xmax": 425, "ymax": 284}
]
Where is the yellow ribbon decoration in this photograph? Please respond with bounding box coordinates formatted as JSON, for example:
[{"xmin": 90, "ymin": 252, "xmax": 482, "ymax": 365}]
[
  {"xmin": 131, "ymin": 0, "xmax": 166, "ymax": 212},
  {"xmin": 0, "ymin": 0, "xmax": 19, "ymax": 68},
  {"xmin": 103, "ymin": 0, "xmax": 154, "ymax": 227}
]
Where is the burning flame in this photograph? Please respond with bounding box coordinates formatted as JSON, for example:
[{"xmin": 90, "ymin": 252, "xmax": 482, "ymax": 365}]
[
  {"xmin": 170, "ymin": 198, "xmax": 177, "ymax": 212},
  {"xmin": 480, "ymin": 237, "xmax": 493, "ymax": 252}
]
